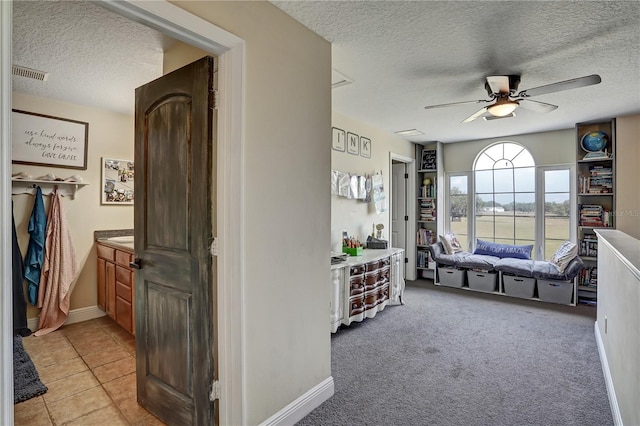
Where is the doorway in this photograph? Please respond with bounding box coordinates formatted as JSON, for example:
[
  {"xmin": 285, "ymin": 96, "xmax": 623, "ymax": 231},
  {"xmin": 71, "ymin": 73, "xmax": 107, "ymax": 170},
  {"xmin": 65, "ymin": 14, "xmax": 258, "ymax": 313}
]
[
  {"xmin": 1, "ymin": 2, "xmax": 245, "ymax": 424},
  {"xmin": 389, "ymin": 153, "xmax": 416, "ymax": 281}
]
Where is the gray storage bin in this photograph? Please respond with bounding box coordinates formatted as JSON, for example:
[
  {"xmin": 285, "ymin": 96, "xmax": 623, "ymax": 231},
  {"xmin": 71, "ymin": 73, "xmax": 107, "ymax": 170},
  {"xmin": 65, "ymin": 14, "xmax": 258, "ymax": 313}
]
[
  {"xmin": 537, "ymin": 279, "xmax": 574, "ymax": 305},
  {"xmin": 438, "ymin": 267, "xmax": 465, "ymax": 288},
  {"xmin": 467, "ymin": 270, "xmax": 498, "ymax": 293},
  {"xmin": 503, "ymin": 274, "xmax": 536, "ymax": 299}
]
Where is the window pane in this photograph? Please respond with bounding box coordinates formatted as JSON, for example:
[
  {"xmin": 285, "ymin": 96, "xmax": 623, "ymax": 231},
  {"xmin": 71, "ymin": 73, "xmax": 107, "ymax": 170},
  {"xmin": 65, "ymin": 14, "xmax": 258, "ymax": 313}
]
[
  {"xmin": 450, "ymin": 195, "xmax": 467, "ymax": 220},
  {"xmin": 475, "ymin": 170, "xmax": 493, "ymax": 193},
  {"xmin": 494, "ymin": 169, "xmax": 514, "ymax": 192},
  {"xmin": 476, "ymin": 193, "xmax": 494, "ymax": 212},
  {"xmin": 484, "ymin": 144, "xmax": 504, "ymax": 161},
  {"xmin": 476, "ymin": 214, "xmax": 494, "ymax": 239},
  {"xmin": 504, "ymin": 143, "xmax": 524, "ymax": 161},
  {"xmin": 450, "ymin": 176, "xmax": 468, "ymax": 194},
  {"xmin": 545, "ymin": 239, "xmax": 564, "ymax": 259},
  {"xmin": 494, "ymin": 193, "xmax": 514, "ymax": 210},
  {"xmin": 495, "ymin": 215, "xmax": 515, "ymax": 240},
  {"xmin": 545, "ymin": 169, "xmax": 570, "ymax": 192},
  {"xmin": 475, "ymin": 154, "xmax": 494, "ymax": 171},
  {"xmin": 515, "ymin": 214, "xmax": 535, "ymax": 240},
  {"xmin": 515, "ymin": 193, "xmax": 535, "ymax": 213},
  {"xmin": 511, "ymin": 149, "xmax": 535, "ymax": 167},
  {"xmin": 514, "ymin": 167, "xmax": 535, "ymax": 192}
]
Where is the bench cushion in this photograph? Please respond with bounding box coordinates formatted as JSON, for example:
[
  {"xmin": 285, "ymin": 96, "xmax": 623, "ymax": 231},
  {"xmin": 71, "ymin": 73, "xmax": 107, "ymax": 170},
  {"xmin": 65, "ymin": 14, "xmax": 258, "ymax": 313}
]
[
  {"xmin": 456, "ymin": 254, "xmax": 500, "ymax": 271},
  {"xmin": 494, "ymin": 258, "xmax": 535, "ymax": 277}
]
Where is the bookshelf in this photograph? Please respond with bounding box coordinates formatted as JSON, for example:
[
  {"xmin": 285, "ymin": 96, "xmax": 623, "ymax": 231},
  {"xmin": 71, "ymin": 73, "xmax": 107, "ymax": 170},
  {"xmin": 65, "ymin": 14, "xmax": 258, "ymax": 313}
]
[
  {"xmin": 416, "ymin": 143, "xmax": 442, "ymax": 280},
  {"xmin": 576, "ymin": 118, "xmax": 616, "ymax": 305}
]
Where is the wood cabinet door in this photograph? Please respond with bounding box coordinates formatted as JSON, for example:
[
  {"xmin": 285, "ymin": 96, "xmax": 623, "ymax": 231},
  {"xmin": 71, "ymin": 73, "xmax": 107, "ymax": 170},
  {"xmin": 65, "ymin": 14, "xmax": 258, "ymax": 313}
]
[
  {"xmin": 105, "ymin": 261, "xmax": 116, "ymax": 319},
  {"xmin": 97, "ymin": 258, "xmax": 106, "ymax": 311}
]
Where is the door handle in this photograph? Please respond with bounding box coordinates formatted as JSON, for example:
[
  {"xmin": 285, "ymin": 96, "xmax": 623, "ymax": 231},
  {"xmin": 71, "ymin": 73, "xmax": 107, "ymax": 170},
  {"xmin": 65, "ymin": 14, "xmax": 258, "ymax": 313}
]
[{"xmin": 130, "ymin": 258, "xmax": 142, "ymax": 270}]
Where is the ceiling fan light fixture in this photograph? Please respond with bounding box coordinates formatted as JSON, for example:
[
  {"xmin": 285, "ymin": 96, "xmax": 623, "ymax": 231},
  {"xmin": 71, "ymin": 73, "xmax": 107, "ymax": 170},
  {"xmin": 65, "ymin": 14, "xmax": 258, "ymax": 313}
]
[{"xmin": 487, "ymin": 99, "xmax": 519, "ymax": 117}]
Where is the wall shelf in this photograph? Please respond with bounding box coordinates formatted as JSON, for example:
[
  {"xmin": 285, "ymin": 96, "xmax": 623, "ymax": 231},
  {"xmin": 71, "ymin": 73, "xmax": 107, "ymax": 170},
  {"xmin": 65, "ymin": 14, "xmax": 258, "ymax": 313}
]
[{"xmin": 11, "ymin": 178, "xmax": 89, "ymax": 199}]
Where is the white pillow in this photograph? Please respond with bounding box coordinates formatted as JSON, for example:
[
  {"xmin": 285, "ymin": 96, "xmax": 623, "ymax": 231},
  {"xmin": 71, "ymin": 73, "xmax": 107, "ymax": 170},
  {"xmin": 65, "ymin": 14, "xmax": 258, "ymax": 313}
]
[
  {"xmin": 440, "ymin": 233, "xmax": 463, "ymax": 255},
  {"xmin": 550, "ymin": 241, "xmax": 578, "ymax": 273}
]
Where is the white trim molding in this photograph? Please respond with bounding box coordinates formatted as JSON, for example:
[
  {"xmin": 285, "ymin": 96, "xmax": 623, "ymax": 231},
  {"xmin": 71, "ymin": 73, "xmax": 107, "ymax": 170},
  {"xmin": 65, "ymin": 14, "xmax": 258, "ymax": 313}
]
[
  {"xmin": 259, "ymin": 377, "xmax": 335, "ymax": 426},
  {"xmin": 595, "ymin": 322, "xmax": 623, "ymax": 426},
  {"xmin": 1, "ymin": 1, "xmax": 14, "ymax": 424},
  {"xmin": 26, "ymin": 306, "xmax": 106, "ymax": 332}
]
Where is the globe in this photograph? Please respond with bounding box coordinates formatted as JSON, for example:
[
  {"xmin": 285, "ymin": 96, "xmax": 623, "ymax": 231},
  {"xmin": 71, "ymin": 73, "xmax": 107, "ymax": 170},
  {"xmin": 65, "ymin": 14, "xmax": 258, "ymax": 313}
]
[{"xmin": 581, "ymin": 131, "xmax": 608, "ymax": 153}]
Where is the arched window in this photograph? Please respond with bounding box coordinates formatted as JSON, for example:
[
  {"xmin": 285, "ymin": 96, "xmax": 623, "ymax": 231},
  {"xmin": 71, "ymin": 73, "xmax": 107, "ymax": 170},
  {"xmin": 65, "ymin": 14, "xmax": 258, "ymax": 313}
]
[{"xmin": 473, "ymin": 142, "xmax": 536, "ymax": 249}]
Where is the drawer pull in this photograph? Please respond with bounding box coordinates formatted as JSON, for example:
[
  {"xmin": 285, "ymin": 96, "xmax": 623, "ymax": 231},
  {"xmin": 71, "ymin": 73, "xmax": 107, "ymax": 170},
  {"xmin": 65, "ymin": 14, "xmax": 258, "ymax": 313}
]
[
  {"xmin": 514, "ymin": 278, "xmax": 523, "ymax": 282},
  {"xmin": 129, "ymin": 258, "xmax": 142, "ymax": 270}
]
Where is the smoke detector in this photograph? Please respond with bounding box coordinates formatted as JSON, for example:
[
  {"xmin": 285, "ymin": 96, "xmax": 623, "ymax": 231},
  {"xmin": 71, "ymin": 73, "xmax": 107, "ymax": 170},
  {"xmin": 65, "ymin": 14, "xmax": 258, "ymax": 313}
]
[{"xmin": 12, "ymin": 65, "xmax": 49, "ymax": 81}]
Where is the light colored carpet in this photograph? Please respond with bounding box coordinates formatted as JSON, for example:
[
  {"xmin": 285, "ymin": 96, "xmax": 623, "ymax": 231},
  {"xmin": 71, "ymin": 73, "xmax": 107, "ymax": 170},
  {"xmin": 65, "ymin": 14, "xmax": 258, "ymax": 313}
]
[{"xmin": 298, "ymin": 281, "xmax": 613, "ymax": 426}]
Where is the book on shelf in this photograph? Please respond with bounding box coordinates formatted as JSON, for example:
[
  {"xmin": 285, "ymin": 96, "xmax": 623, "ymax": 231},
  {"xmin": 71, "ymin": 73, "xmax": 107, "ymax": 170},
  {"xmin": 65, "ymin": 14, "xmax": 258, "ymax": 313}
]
[
  {"xmin": 578, "ymin": 204, "xmax": 613, "ymax": 227},
  {"xmin": 419, "ymin": 183, "xmax": 437, "ymax": 198},
  {"xmin": 579, "ymin": 165, "xmax": 613, "ymax": 194},
  {"xmin": 578, "ymin": 266, "xmax": 598, "ymax": 288},
  {"xmin": 417, "ymin": 249, "xmax": 434, "ymax": 268},
  {"xmin": 417, "ymin": 228, "xmax": 435, "ymax": 246},
  {"xmin": 579, "ymin": 236, "xmax": 599, "ymax": 257}
]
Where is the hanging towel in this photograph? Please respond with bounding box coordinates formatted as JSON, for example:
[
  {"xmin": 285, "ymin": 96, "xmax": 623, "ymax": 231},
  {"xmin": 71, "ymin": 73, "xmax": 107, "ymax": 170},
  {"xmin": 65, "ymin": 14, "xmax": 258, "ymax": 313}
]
[
  {"xmin": 12, "ymin": 202, "xmax": 31, "ymax": 336},
  {"xmin": 24, "ymin": 186, "xmax": 47, "ymax": 305},
  {"xmin": 34, "ymin": 188, "xmax": 78, "ymax": 336}
]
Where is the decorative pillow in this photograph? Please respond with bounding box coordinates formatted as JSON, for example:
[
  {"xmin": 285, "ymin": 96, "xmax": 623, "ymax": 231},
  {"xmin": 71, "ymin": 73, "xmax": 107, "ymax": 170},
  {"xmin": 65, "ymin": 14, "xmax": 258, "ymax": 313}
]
[
  {"xmin": 440, "ymin": 233, "xmax": 463, "ymax": 255},
  {"xmin": 549, "ymin": 241, "xmax": 578, "ymax": 273},
  {"xmin": 474, "ymin": 239, "xmax": 533, "ymax": 260}
]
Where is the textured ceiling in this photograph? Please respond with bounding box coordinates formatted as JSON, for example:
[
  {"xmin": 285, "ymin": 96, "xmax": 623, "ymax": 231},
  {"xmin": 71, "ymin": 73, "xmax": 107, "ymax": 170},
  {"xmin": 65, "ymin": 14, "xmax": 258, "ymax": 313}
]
[
  {"xmin": 272, "ymin": 1, "xmax": 640, "ymax": 143},
  {"xmin": 12, "ymin": 1, "xmax": 640, "ymax": 144},
  {"xmin": 12, "ymin": 0, "xmax": 167, "ymax": 116}
]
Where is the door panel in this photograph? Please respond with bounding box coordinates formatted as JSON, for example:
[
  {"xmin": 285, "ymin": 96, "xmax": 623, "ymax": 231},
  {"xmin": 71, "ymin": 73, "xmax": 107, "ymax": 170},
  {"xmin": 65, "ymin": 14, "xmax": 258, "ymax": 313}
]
[
  {"xmin": 134, "ymin": 56, "xmax": 217, "ymax": 426},
  {"xmin": 391, "ymin": 162, "xmax": 407, "ymax": 250}
]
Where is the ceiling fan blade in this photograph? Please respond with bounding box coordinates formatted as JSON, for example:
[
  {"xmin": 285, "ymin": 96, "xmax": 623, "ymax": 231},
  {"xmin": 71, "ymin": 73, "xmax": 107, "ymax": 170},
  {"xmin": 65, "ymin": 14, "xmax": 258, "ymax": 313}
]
[
  {"xmin": 462, "ymin": 107, "xmax": 488, "ymax": 123},
  {"xmin": 486, "ymin": 76, "xmax": 509, "ymax": 94},
  {"xmin": 424, "ymin": 99, "xmax": 490, "ymax": 110},
  {"xmin": 519, "ymin": 74, "xmax": 601, "ymax": 97},
  {"xmin": 517, "ymin": 99, "xmax": 558, "ymax": 113}
]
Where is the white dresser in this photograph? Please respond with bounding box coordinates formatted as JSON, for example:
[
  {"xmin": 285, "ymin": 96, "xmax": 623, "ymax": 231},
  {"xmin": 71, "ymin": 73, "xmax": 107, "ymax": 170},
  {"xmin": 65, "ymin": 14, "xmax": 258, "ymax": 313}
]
[{"xmin": 330, "ymin": 248, "xmax": 405, "ymax": 333}]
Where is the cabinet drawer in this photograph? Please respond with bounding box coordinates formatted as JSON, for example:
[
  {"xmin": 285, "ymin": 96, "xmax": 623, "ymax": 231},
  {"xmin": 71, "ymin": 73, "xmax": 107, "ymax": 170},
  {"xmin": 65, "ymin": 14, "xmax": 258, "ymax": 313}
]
[
  {"xmin": 116, "ymin": 281, "xmax": 132, "ymax": 302},
  {"xmin": 116, "ymin": 265, "xmax": 132, "ymax": 285},
  {"xmin": 115, "ymin": 250, "xmax": 133, "ymax": 267},
  {"xmin": 97, "ymin": 244, "xmax": 115, "ymax": 261},
  {"xmin": 365, "ymin": 260, "xmax": 380, "ymax": 272},
  {"xmin": 380, "ymin": 256, "xmax": 391, "ymax": 267},
  {"xmin": 350, "ymin": 265, "xmax": 365, "ymax": 276}
]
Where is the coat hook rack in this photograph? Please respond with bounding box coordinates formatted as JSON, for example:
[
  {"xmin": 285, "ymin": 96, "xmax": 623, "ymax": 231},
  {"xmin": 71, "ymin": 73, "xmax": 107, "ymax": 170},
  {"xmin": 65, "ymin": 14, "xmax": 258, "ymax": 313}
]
[{"xmin": 11, "ymin": 179, "xmax": 89, "ymax": 200}]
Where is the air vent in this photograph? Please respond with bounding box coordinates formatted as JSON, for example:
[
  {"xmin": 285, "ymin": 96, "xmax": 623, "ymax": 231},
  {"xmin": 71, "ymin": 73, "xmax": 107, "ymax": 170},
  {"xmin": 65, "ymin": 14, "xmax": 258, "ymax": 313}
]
[{"xmin": 12, "ymin": 65, "xmax": 49, "ymax": 81}]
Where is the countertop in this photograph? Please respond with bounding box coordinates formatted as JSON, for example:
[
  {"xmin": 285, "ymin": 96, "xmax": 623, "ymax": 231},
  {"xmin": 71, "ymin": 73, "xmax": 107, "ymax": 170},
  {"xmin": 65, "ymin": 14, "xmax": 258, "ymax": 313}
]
[
  {"xmin": 96, "ymin": 238, "xmax": 134, "ymax": 252},
  {"xmin": 595, "ymin": 229, "xmax": 640, "ymax": 280},
  {"xmin": 95, "ymin": 229, "xmax": 134, "ymax": 252},
  {"xmin": 331, "ymin": 247, "xmax": 404, "ymax": 270}
]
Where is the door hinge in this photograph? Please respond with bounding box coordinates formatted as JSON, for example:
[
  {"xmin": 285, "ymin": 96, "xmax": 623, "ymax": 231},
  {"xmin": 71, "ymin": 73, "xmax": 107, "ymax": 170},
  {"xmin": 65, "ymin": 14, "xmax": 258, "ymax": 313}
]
[
  {"xmin": 405, "ymin": 258, "xmax": 409, "ymax": 263},
  {"xmin": 404, "ymin": 173, "xmax": 409, "ymax": 179},
  {"xmin": 404, "ymin": 215, "xmax": 409, "ymax": 221},
  {"xmin": 209, "ymin": 380, "xmax": 221, "ymax": 402},
  {"xmin": 209, "ymin": 237, "xmax": 219, "ymax": 256},
  {"xmin": 210, "ymin": 89, "xmax": 219, "ymax": 110}
]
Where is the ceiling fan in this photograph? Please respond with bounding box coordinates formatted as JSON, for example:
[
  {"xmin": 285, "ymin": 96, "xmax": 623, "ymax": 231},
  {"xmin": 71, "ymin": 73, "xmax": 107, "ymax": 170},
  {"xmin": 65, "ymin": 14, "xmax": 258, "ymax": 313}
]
[{"xmin": 424, "ymin": 74, "xmax": 602, "ymax": 123}]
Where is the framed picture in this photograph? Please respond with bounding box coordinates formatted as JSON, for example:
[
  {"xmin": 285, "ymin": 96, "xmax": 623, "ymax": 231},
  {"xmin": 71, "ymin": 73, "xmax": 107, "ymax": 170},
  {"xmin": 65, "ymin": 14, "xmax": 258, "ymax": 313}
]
[
  {"xmin": 11, "ymin": 109, "xmax": 89, "ymax": 169},
  {"xmin": 101, "ymin": 157, "xmax": 134, "ymax": 205},
  {"xmin": 332, "ymin": 127, "xmax": 346, "ymax": 151},
  {"xmin": 347, "ymin": 132, "xmax": 359, "ymax": 155},
  {"xmin": 360, "ymin": 136, "xmax": 371, "ymax": 158},
  {"xmin": 421, "ymin": 149, "xmax": 437, "ymax": 170}
]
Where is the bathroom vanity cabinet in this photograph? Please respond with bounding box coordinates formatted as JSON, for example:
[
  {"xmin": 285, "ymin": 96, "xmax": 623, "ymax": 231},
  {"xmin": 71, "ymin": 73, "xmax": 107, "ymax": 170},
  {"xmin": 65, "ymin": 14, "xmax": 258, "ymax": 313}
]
[{"xmin": 96, "ymin": 240, "xmax": 135, "ymax": 335}]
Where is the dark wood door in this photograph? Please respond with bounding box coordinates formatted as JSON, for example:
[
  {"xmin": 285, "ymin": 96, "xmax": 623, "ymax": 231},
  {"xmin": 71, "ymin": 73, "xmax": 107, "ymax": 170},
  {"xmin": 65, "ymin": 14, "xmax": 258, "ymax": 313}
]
[{"xmin": 134, "ymin": 56, "xmax": 217, "ymax": 425}]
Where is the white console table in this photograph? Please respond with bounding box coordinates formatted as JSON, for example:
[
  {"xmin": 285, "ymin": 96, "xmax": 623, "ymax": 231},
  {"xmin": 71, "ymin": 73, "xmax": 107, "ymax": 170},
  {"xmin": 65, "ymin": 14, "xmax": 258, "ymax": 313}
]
[{"xmin": 330, "ymin": 248, "xmax": 405, "ymax": 333}]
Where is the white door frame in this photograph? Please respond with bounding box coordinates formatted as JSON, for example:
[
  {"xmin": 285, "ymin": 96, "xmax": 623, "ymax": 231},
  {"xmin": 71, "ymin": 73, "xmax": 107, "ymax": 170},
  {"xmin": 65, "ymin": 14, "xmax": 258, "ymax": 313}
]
[
  {"xmin": 0, "ymin": 2, "xmax": 246, "ymax": 424},
  {"xmin": 389, "ymin": 153, "xmax": 416, "ymax": 281}
]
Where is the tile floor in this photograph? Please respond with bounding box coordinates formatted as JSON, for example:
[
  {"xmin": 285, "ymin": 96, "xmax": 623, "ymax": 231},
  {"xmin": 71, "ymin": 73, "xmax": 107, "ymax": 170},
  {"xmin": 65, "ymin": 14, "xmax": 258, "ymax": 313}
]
[{"xmin": 14, "ymin": 316, "xmax": 165, "ymax": 426}]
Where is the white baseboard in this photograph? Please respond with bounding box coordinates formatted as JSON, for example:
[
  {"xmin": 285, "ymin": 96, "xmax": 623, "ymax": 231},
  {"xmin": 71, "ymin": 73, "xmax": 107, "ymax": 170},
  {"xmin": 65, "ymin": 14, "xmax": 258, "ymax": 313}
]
[
  {"xmin": 595, "ymin": 321, "xmax": 623, "ymax": 426},
  {"xmin": 260, "ymin": 376, "xmax": 334, "ymax": 426},
  {"xmin": 27, "ymin": 305, "xmax": 106, "ymax": 332}
]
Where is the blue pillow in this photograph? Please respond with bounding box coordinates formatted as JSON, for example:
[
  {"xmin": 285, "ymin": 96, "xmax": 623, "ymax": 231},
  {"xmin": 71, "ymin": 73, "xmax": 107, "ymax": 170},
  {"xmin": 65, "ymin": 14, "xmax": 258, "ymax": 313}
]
[{"xmin": 474, "ymin": 239, "xmax": 533, "ymax": 260}]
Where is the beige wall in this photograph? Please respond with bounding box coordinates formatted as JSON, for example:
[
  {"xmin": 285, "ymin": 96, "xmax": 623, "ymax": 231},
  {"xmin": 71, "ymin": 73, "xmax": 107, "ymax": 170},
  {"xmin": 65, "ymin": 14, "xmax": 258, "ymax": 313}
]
[
  {"xmin": 443, "ymin": 128, "xmax": 576, "ymax": 172},
  {"xmin": 167, "ymin": 2, "xmax": 332, "ymax": 424},
  {"xmin": 615, "ymin": 114, "xmax": 640, "ymax": 239},
  {"xmin": 11, "ymin": 92, "xmax": 134, "ymax": 319},
  {"xmin": 331, "ymin": 111, "xmax": 415, "ymax": 250},
  {"xmin": 163, "ymin": 41, "xmax": 208, "ymax": 74}
]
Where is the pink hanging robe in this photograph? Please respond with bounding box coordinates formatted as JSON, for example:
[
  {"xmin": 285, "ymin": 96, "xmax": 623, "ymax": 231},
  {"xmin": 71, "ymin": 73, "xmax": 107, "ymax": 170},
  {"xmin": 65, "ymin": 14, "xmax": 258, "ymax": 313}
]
[{"xmin": 34, "ymin": 188, "xmax": 78, "ymax": 336}]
